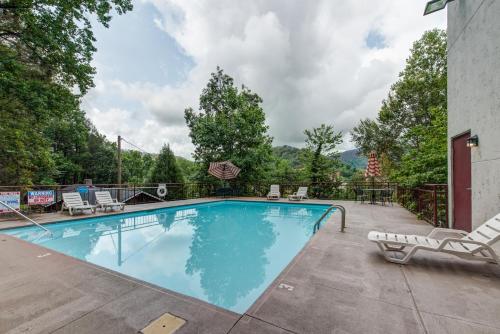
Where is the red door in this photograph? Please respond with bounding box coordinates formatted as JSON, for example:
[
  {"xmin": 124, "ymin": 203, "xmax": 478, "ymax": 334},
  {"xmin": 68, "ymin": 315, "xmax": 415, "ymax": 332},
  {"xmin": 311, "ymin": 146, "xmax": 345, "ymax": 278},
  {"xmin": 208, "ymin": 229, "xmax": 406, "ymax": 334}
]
[{"xmin": 452, "ymin": 132, "xmax": 472, "ymax": 231}]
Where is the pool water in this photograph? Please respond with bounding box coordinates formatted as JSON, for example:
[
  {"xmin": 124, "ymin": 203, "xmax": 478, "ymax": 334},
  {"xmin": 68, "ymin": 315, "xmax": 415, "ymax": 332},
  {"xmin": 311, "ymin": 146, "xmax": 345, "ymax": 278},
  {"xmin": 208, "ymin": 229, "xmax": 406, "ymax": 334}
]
[{"xmin": 2, "ymin": 200, "xmax": 331, "ymax": 313}]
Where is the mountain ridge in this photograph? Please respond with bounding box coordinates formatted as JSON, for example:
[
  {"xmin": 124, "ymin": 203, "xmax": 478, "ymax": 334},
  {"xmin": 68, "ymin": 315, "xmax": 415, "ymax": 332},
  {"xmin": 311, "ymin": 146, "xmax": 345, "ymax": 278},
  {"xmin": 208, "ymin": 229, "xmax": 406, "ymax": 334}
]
[{"xmin": 272, "ymin": 145, "xmax": 367, "ymax": 169}]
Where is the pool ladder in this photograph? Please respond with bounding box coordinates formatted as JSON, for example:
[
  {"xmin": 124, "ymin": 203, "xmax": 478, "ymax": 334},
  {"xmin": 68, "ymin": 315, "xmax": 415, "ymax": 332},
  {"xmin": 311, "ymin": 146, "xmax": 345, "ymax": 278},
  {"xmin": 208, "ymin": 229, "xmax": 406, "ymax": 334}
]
[
  {"xmin": 313, "ymin": 205, "xmax": 346, "ymax": 234},
  {"xmin": 0, "ymin": 200, "xmax": 52, "ymax": 236}
]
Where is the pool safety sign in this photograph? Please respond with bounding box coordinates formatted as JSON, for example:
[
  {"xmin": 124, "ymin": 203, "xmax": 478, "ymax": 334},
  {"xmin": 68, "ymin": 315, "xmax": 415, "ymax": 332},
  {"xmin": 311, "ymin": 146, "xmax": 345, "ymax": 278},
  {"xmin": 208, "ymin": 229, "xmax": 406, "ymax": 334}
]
[
  {"xmin": 28, "ymin": 190, "xmax": 55, "ymax": 205},
  {"xmin": 0, "ymin": 191, "xmax": 20, "ymax": 213}
]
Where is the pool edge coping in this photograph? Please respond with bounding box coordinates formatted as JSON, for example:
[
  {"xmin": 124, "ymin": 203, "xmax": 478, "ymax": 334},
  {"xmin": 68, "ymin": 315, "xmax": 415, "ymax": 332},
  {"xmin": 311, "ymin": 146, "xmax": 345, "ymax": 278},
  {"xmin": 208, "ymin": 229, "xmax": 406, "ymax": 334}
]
[
  {"xmin": 0, "ymin": 197, "xmax": 339, "ymax": 316},
  {"xmin": 0, "ymin": 198, "xmax": 333, "ymax": 232}
]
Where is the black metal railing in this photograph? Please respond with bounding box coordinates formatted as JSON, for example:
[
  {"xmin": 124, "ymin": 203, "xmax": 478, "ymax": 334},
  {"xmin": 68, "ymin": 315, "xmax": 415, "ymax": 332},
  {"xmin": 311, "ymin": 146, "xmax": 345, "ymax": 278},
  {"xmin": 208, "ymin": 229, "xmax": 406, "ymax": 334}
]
[
  {"xmin": 0, "ymin": 182, "xmax": 448, "ymax": 229},
  {"xmin": 396, "ymin": 184, "xmax": 448, "ymax": 227},
  {"xmin": 0, "ymin": 183, "xmax": 216, "ymax": 215}
]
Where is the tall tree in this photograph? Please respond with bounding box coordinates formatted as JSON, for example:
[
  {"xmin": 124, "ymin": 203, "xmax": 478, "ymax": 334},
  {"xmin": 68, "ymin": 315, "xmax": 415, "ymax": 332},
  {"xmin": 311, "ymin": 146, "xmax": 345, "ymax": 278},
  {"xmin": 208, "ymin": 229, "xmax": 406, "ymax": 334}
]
[
  {"xmin": 149, "ymin": 144, "xmax": 184, "ymax": 184},
  {"xmin": 0, "ymin": 0, "xmax": 133, "ymax": 94},
  {"xmin": 303, "ymin": 124, "xmax": 343, "ymax": 183},
  {"xmin": 185, "ymin": 67, "xmax": 273, "ymax": 184},
  {"xmin": 351, "ymin": 29, "xmax": 447, "ymax": 184},
  {"xmin": 0, "ymin": 0, "xmax": 132, "ymax": 185}
]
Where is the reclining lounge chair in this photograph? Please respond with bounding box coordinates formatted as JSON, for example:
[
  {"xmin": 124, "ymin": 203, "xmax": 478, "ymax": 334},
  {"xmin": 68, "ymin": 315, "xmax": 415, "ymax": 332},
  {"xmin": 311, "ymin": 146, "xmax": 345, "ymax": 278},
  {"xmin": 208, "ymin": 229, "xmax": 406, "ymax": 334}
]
[
  {"xmin": 62, "ymin": 192, "xmax": 96, "ymax": 216},
  {"xmin": 95, "ymin": 191, "xmax": 126, "ymax": 212},
  {"xmin": 288, "ymin": 187, "xmax": 308, "ymax": 201},
  {"xmin": 368, "ymin": 213, "xmax": 500, "ymax": 264},
  {"xmin": 267, "ymin": 185, "xmax": 280, "ymax": 200}
]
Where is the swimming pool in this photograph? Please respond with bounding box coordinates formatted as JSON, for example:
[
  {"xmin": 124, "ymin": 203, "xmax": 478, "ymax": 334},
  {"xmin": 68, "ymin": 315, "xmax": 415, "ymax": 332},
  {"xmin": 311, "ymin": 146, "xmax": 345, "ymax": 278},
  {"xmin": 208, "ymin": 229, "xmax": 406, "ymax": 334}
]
[{"xmin": 2, "ymin": 200, "xmax": 331, "ymax": 313}]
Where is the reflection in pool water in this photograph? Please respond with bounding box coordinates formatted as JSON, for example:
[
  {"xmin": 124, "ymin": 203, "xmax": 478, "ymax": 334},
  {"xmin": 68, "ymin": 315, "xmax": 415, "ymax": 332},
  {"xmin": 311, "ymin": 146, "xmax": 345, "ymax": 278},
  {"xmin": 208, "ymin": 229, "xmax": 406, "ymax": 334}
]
[{"xmin": 3, "ymin": 201, "xmax": 330, "ymax": 313}]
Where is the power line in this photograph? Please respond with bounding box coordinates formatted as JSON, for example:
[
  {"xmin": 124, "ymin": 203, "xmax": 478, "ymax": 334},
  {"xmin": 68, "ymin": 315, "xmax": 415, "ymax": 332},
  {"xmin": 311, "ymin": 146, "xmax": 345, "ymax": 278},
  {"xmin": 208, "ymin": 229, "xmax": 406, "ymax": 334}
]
[{"xmin": 120, "ymin": 137, "xmax": 150, "ymax": 154}]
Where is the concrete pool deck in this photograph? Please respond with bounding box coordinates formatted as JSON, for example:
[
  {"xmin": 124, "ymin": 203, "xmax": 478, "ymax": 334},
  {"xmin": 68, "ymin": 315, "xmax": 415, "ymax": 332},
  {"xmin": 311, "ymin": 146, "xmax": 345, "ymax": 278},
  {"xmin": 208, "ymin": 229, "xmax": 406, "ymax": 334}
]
[{"xmin": 1, "ymin": 198, "xmax": 500, "ymax": 333}]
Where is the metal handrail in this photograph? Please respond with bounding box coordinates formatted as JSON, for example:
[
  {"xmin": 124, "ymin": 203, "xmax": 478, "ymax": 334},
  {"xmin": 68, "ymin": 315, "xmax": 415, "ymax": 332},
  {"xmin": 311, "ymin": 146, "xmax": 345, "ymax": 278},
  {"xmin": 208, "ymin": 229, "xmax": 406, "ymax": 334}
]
[
  {"xmin": 0, "ymin": 200, "xmax": 52, "ymax": 235},
  {"xmin": 313, "ymin": 204, "xmax": 346, "ymax": 234}
]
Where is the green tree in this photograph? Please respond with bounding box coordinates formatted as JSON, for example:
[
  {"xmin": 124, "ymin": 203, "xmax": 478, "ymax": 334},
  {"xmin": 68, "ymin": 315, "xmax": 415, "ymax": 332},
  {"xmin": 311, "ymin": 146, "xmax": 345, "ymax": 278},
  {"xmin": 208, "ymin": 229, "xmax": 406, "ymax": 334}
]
[
  {"xmin": 303, "ymin": 124, "xmax": 343, "ymax": 183},
  {"xmin": 81, "ymin": 126, "xmax": 117, "ymax": 184},
  {"xmin": 176, "ymin": 157, "xmax": 197, "ymax": 182},
  {"xmin": 149, "ymin": 144, "xmax": 184, "ymax": 184},
  {"xmin": 0, "ymin": 0, "xmax": 132, "ymax": 185},
  {"xmin": 392, "ymin": 107, "xmax": 447, "ymax": 186},
  {"xmin": 185, "ymin": 67, "xmax": 273, "ymax": 184},
  {"xmin": 351, "ymin": 29, "xmax": 447, "ymax": 184},
  {"xmin": 0, "ymin": 0, "xmax": 133, "ymax": 94},
  {"xmin": 122, "ymin": 150, "xmax": 146, "ymax": 184},
  {"xmin": 0, "ymin": 47, "xmax": 85, "ymax": 185}
]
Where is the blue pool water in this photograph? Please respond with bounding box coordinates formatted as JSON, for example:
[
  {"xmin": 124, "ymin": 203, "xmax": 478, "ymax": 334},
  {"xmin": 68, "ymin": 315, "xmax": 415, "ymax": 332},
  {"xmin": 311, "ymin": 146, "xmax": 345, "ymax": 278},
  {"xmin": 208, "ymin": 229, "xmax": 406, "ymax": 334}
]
[{"xmin": 2, "ymin": 200, "xmax": 331, "ymax": 313}]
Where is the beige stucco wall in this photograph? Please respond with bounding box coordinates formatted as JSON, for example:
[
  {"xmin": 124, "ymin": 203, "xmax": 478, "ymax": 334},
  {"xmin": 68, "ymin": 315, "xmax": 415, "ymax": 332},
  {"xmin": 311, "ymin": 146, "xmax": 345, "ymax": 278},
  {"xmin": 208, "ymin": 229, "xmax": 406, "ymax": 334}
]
[{"xmin": 447, "ymin": 0, "xmax": 500, "ymax": 229}]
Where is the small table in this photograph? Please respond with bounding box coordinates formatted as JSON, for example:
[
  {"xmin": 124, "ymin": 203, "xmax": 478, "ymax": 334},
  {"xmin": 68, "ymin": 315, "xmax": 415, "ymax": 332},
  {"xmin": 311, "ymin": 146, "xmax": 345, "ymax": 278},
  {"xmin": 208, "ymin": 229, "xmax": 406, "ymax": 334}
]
[{"xmin": 364, "ymin": 188, "xmax": 391, "ymax": 205}]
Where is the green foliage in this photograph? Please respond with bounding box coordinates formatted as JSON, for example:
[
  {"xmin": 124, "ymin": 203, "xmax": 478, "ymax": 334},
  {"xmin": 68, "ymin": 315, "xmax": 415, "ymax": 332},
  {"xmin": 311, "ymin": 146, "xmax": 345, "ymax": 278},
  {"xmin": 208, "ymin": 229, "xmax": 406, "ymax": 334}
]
[
  {"xmin": 0, "ymin": 46, "xmax": 81, "ymax": 184},
  {"xmin": 268, "ymin": 145, "xmax": 365, "ymax": 183},
  {"xmin": 122, "ymin": 151, "xmax": 149, "ymax": 184},
  {"xmin": 392, "ymin": 107, "xmax": 448, "ymax": 186},
  {"xmin": 0, "ymin": 0, "xmax": 132, "ymax": 185},
  {"xmin": 351, "ymin": 29, "xmax": 447, "ymax": 185},
  {"xmin": 0, "ymin": 0, "xmax": 133, "ymax": 94},
  {"xmin": 185, "ymin": 67, "xmax": 273, "ymax": 184},
  {"xmin": 176, "ymin": 157, "xmax": 197, "ymax": 182},
  {"xmin": 303, "ymin": 124, "xmax": 343, "ymax": 183},
  {"xmin": 272, "ymin": 145, "xmax": 305, "ymax": 168},
  {"xmin": 149, "ymin": 145, "xmax": 184, "ymax": 184}
]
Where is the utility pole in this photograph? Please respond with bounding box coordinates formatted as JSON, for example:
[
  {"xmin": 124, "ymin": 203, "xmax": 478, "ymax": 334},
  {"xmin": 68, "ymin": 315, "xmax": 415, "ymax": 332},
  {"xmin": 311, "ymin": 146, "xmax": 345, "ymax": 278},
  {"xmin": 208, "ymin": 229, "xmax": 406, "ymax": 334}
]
[{"xmin": 117, "ymin": 135, "xmax": 122, "ymax": 200}]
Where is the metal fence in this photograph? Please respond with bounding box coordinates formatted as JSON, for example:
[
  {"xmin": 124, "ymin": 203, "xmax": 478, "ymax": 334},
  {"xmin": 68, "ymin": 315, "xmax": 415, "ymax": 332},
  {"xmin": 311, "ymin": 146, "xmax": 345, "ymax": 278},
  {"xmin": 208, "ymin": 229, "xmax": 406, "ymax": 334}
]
[
  {"xmin": 236, "ymin": 181, "xmax": 398, "ymax": 201},
  {"xmin": 396, "ymin": 184, "xmax": 448, "ymax": 227},
  {"xmin": 0, "ymin": 182, "xmax": 447, "ymax": 228},
  {"xmin": 0, "ymin": 183, "xmax": 216, "ymax": 215}
]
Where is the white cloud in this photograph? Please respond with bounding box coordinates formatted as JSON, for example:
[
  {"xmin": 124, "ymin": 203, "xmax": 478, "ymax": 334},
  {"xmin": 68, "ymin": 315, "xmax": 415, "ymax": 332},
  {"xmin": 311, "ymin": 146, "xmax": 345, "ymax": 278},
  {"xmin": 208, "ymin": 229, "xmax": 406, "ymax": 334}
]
[{"xmin": 83, "ymin": 0, "xmax": 446, "ymax": 156}]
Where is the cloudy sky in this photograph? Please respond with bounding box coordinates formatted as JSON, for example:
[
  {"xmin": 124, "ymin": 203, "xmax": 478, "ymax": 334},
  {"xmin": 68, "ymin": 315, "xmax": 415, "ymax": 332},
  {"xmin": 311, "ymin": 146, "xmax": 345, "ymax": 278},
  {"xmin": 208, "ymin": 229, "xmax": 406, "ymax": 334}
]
[{"xmin": 82, "ymin": 0, "xmax": 446, "ymax": 158}]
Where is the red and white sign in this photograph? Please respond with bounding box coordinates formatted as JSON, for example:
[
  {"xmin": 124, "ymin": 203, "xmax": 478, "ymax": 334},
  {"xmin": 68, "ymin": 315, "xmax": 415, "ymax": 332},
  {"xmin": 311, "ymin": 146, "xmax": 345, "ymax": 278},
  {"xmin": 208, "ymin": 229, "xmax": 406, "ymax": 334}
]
[
  {"xmin": 28, "ymin": 190, "xmax": 55, "ymax": 205},
  {"xmin": 0, "ymin": 191, "xmax": 20, "ymax": 213}
]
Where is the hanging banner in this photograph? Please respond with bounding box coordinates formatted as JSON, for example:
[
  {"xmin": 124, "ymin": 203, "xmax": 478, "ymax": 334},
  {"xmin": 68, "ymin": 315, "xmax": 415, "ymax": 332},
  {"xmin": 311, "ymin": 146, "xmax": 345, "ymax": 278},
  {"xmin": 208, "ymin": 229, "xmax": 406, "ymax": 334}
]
[
  {"xmin": 27, "ymin": 190, "xmax": 55, "ymax": 206},
  {"xmin": 0, "ymin": 191, "xmax": 21, "ymax": 213}
]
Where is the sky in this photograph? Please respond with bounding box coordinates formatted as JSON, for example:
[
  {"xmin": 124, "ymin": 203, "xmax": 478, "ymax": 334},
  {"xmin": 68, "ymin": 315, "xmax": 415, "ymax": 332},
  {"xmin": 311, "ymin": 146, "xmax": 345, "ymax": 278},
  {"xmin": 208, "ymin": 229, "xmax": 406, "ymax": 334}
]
[{"xmin": 82, "ymin": 0, "xmax": 446, "ymax": 158}]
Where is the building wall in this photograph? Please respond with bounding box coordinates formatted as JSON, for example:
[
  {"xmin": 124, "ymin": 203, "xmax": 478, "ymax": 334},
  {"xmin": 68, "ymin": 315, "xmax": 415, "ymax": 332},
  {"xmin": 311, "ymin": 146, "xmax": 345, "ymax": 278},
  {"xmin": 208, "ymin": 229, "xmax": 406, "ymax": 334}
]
[{"xmin": 447, "ymin": 0, "xmax": 500, "ymax": 229}]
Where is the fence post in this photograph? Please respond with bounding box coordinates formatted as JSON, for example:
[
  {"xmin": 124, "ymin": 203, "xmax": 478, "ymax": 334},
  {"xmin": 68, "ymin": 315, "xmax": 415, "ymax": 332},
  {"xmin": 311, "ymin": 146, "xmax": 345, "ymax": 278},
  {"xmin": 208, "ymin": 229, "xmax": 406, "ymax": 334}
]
[
  {"xmin": 432, "ymin": 185, "xmax": 438, "ymax": 226},
  {"xmin": 445, "ymin": 185, "xmax": 449, "ymax": 227}
]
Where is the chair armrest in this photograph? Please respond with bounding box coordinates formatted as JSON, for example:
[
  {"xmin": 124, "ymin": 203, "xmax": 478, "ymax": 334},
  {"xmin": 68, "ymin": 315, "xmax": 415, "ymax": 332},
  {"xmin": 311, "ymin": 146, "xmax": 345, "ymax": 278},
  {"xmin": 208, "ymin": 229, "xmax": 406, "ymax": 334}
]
[
  {"xmin": 83, "ymin": 200, "xmax": 91, "ymax": 205},
  {"xmin": 427, "ymin": 228, "xmax": 468, "ymax": 238}
]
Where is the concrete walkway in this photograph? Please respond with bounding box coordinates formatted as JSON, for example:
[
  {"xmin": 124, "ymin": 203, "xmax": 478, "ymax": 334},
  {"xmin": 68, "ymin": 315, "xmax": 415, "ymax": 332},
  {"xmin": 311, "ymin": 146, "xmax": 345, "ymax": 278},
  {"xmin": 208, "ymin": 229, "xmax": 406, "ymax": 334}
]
[{"xmin": 1, "ymin": 199, "xmax": 500, "ymax": 334}]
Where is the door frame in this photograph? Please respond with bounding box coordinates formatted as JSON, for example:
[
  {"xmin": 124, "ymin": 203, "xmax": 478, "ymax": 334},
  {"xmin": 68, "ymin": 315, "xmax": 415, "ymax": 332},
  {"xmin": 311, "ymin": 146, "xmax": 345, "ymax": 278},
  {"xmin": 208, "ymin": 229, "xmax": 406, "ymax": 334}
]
[{"xmin": 451, "ymin": 130, "xmax": 472, "ymax": 231}]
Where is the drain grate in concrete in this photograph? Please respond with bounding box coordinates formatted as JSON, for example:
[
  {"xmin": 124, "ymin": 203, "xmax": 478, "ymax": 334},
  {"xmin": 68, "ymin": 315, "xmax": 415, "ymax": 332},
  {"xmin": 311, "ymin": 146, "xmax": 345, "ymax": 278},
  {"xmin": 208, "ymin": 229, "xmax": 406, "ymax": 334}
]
[{"xmin": 140, "ymin": 313, "xmax": 186, "ymax": 334}]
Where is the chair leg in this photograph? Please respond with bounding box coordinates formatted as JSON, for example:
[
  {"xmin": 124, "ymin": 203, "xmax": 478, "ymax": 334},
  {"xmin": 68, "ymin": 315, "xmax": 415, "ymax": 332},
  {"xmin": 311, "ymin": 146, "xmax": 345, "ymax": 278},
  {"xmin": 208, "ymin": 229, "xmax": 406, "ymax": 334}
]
[
  {"xmin": 376, "ymin": 243, "xmax": 417, "ymax": 264},
  {"xmin": 383, "ymin": 243, "xmax": 406, "ymax": 251}
]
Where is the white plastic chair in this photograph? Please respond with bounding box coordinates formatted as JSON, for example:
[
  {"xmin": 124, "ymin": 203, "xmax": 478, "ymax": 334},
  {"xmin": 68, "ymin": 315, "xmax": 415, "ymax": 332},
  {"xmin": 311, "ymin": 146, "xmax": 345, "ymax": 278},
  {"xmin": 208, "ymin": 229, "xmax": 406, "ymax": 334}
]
[
  {"xmin": 62, "ymin": 192, "xmax": 96, "ymax": 216},
  {"xmin": 288, "ymin": 187, "xmax": 308, "ymax": 201},
  {"xmin": 368, "ymin": 213, "xmax": 500, "ymax": 264},
  {"xmin": 267, "ymin": 185, "xmax": 280, "ymax": 200},
  {"xmin": 95, "ymin": 191, "xmax": 125, "ymax": 212}
]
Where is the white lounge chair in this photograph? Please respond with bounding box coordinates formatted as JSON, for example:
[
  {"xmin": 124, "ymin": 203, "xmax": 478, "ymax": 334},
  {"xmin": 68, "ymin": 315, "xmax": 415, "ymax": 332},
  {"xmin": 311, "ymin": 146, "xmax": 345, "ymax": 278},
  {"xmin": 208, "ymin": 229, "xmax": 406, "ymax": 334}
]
[
  {"xmin": 288, "ymin": 187, "xmax": 308, "ymax": 201},
  {"xmin": 267, "ymin": 185, "xmax": 280, "ymax": 200},
  {"xmin": 95, "ymin": 191, "xmax": 125, "ymax": 212},
  {"xmin": 62, "ymin": 192, "xmax": 96, "ymax": 216},
  {"xmin": 368, "ymin": 213, "xmax": 500, "ymax": 264}
]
